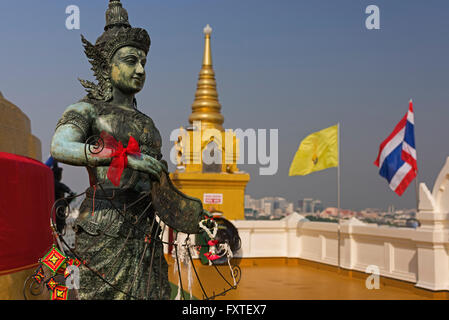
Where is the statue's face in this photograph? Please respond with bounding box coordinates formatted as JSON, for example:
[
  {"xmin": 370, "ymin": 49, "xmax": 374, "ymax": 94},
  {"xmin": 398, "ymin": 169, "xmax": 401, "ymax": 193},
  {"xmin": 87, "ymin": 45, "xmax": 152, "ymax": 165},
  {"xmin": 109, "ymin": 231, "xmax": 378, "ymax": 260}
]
[{"xmin": 110, "ymin": 46, "xmax": 147, "ymax": 94}]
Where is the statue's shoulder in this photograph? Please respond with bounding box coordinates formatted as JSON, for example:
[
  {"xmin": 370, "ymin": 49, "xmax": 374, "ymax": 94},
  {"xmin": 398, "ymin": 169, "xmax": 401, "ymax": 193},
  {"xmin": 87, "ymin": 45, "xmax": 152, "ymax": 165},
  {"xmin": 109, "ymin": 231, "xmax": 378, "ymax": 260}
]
[
  {"xmin": 136, "ymin": 108, "xmax": 159, "ymax": 131},
  {"xmin": 62, "ymin": 99, "xmax": 96, "ymax": 118},
  {"xmin": 56, "ymin": 99, "xmax": 97, "ymax": 137}
]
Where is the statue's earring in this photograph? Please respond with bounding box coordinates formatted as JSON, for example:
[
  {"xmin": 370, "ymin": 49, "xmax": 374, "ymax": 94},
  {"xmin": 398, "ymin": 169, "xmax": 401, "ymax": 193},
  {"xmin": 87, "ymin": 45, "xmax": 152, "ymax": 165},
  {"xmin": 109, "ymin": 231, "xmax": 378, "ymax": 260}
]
[
  {"xmin": 101, "ymin": 66, "xmax": 113, "ymax": 101},
  {"xmin": 103, "ymin": 81, "xmax": 113, "ymax": 102}
]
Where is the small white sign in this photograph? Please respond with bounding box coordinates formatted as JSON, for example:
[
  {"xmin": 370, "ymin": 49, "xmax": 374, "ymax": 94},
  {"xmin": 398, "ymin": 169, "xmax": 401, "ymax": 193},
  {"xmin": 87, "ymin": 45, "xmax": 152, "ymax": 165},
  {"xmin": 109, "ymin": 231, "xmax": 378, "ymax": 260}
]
[{"xmin": 203, "ymin": 193, "xmax": 223, "ymax": 204}]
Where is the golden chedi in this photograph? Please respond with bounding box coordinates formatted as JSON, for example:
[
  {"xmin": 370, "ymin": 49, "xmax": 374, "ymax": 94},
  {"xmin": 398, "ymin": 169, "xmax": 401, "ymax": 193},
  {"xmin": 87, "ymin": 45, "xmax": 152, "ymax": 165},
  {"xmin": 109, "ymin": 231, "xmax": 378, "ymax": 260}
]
[
  {"xmin": 170, "ymin": 25, "xmax": 250, "ymax": 221},
  {"xmin": 0, "ymin": 91, "xmax": 42, "ymax": 160}
]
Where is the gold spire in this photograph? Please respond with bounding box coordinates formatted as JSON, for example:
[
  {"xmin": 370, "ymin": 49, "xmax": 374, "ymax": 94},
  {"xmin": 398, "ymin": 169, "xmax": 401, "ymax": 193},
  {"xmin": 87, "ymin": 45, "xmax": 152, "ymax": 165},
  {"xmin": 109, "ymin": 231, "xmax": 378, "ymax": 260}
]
[{"xmin": 189, "ymin": 24, "xmax": 224, "ymax": 131}]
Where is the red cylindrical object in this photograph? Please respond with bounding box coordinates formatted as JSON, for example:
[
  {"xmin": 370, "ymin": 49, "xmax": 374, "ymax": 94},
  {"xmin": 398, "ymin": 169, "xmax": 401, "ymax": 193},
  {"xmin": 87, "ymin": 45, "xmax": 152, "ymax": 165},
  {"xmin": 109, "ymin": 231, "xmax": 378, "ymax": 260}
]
[{"xmin": 0, "ymin": 152, "xmax": 53, "ymax": 274}]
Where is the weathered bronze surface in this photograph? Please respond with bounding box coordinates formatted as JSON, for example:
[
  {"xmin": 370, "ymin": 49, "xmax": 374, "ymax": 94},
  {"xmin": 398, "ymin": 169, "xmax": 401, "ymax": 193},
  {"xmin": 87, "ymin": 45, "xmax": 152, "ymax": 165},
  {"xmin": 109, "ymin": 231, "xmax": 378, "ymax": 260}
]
[{"xmin": 50, "ymin": 0, "xmax": 205, "ymax": 300}]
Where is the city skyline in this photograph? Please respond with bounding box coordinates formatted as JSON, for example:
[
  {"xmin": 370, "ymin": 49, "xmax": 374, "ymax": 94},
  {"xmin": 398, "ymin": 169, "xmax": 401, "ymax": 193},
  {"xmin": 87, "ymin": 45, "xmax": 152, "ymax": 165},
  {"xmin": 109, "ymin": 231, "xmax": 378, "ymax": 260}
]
[
  {"xmin": 244, "ymin": 193, "xmax": 416, "ymax": 214},
  {"xmin": 1, "ymin": 0, "xmax": 449, "ymax": 211},
  {"xmin": 243, "ymin": 193, "xmax": 419, "ymax": 228}
]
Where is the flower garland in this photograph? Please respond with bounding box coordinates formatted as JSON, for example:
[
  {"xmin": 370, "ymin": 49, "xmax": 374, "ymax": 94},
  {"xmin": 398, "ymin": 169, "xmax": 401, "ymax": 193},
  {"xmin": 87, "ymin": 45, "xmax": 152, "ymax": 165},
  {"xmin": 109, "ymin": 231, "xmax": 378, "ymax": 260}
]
[{"xmin": 199, "ymin": 217, "xmax": 220, "ymax": 264}]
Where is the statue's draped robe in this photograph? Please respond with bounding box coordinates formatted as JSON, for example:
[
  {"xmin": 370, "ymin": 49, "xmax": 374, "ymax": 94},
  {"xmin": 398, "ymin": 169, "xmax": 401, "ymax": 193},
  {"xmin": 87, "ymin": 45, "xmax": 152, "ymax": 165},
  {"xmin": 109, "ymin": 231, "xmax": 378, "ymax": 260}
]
[{"xmin": 56, "ymin": 100, "xmax": 171, "ymax": 299}]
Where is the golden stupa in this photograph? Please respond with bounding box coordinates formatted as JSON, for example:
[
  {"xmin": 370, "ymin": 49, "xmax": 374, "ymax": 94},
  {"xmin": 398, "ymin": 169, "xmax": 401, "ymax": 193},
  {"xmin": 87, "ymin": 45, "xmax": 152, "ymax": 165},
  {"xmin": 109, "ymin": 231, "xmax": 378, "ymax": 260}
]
[
  {"xmin": 0, "ymin": 91, "xmax": 41, "ymax": 160},
  {"xmin": 170, "ymin": 25, "xmax": 250, "ymax": 220}
]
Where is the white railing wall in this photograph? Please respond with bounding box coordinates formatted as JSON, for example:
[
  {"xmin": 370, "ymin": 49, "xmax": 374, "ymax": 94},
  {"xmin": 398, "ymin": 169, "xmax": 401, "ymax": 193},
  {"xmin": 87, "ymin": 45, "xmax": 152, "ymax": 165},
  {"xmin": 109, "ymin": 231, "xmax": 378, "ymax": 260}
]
[{"xmin": 233, "ymin": 218, "xmax": 419, "ymax": 284}]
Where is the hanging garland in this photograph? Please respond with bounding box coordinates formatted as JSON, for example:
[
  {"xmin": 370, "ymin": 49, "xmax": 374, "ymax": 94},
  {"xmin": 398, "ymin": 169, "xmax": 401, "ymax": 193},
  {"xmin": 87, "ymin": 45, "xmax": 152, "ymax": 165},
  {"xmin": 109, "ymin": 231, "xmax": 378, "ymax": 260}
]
[
  {"xmin": 198, "ymin": 217, "xmax": 221, "ymax": 263},
  {"xmin": 28, "ymin": 240, "xmax": 82, "ymax": 301}
]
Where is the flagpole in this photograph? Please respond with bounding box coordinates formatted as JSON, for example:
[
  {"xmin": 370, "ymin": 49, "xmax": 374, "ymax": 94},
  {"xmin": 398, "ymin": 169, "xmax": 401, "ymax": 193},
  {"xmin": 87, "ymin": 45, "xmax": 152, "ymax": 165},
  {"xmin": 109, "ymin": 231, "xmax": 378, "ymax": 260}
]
[
  {"xmin": 411, "ymin": 99, "xmax": 420, "ymax": 215},
  {"xmin": 337, "ymin": 122, "xmax": 341, "ymax": 270}
]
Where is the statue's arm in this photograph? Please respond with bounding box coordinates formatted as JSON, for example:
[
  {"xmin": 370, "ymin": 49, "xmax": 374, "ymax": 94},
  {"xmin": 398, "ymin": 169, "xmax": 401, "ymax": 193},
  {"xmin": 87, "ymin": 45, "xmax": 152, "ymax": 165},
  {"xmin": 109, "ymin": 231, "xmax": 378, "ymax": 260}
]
[
  {"xmin": 52, "ymin": 125, "xmax": 112, "ymax": 167},
  {"xmin": 51, "ymin": 102, "xmax": 107, "ymax": 167}
]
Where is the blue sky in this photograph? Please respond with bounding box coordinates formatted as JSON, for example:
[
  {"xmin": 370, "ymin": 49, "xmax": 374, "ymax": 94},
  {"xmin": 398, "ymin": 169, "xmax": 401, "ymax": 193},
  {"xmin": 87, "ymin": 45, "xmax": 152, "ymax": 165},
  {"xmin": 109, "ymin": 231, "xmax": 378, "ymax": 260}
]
[{"xmin": 1, "ymin": 0, "xmax": 449, "ymax": 211}]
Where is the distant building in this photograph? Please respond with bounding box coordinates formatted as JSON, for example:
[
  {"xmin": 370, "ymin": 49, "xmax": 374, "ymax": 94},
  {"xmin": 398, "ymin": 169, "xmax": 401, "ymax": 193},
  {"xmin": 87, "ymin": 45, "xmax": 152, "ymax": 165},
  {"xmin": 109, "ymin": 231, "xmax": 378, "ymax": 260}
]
[
  {"xmin": 313, "ymin": 200, "xmax": 324, "ymax": 213},
  {"xmin": 244, "ymin": 208, "xmax": 256, "ymax": 220},
  {"xmin": 297, "ymin": 197, "xmax": 324, "ymax": 214},
  {"xmin": 245, "ymin": 195, "xmax": 295, "ymax": 220},
  {"xmin": 264, "ymin": 202, "xmax": 272, "ymax": 215},
  {"xmin": 274, "ymin": 208, "xmax": 283, "ymax": 218},
  {"xmin": 244, "ymin": 195, "xmax": 252, "ymax": 208},
  {"xmin": 302, "ymin": 198, "xmax": 314, "ymax": 213}
]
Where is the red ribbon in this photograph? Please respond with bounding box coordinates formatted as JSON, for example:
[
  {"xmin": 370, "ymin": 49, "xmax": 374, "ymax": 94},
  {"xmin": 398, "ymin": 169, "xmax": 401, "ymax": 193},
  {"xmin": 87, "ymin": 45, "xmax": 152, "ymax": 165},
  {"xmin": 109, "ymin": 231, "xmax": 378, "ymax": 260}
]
[
  {"xmin": 208, "ymin": 240, "xmax": 219, "ymax": 246},
  {"xmin": 93, "ymin": 131, "xmax": 141, "ymax": 186}
]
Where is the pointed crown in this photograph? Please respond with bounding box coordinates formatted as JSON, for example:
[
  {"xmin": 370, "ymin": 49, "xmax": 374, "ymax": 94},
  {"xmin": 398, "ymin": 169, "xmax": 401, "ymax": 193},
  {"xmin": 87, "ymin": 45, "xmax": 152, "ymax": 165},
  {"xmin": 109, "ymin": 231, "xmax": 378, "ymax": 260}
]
[{"xmin": 105, "ymin": 0, "xmax": 130, "ymax": 30}]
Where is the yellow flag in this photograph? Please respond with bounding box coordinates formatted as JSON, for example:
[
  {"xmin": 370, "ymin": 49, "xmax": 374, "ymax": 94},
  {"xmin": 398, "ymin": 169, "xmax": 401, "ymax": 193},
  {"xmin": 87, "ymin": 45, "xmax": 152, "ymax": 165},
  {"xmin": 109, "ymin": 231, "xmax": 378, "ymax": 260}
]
[{"xmin": 289, "ymin": 124, "xmax": 339, "ymax": 176}]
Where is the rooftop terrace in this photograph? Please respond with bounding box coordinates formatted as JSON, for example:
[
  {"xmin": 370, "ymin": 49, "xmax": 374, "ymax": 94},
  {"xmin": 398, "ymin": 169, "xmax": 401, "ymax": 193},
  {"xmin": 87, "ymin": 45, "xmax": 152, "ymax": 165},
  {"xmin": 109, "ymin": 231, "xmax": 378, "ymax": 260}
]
[{"xmin": 167, "ymin": 257, "xmax": 446, "ymax": 300}]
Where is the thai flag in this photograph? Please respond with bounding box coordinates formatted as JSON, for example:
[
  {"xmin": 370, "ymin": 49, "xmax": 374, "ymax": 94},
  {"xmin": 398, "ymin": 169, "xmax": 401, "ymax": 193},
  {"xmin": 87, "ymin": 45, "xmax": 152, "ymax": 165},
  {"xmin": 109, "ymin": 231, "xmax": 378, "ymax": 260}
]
[{"xmin": 374, "ymin": 100, "xmax": 417, "ymax": 196}]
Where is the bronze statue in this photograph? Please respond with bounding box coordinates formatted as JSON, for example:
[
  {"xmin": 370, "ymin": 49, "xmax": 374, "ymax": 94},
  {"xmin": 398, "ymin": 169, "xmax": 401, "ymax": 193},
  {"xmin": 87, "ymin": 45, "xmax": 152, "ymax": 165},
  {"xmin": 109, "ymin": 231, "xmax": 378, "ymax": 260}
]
[{"xmin": 51, "ymin": 0, "xmax": 207, "ymax": 300}]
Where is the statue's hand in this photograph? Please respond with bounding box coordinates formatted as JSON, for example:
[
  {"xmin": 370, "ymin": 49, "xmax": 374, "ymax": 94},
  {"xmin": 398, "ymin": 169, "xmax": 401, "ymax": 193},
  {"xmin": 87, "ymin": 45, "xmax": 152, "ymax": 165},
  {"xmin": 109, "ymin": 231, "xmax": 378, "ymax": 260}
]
[
  {"xmin": 145, "ymin": 156, "xmax": 164, "ymax": 182},
  {"xmin": 149, "ymin": 159, "xmax": 169, "ymax": 182},
  {"xmin": 129, "ymin": 155, "xmax": 164, "ymax": 182},
  {"xmin": 160, "ymin": 160, "xmax": 168, "ymax": 173}
]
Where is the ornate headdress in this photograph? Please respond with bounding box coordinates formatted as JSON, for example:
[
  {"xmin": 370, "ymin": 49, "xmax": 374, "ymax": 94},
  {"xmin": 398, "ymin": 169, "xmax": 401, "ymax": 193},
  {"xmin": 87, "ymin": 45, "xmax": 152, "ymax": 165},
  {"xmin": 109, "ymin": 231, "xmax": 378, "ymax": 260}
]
[{"xmin": 79, "ymin": 0, "xmax": 151, "ymax": 101}]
